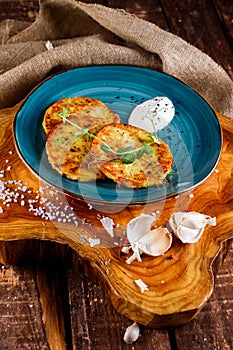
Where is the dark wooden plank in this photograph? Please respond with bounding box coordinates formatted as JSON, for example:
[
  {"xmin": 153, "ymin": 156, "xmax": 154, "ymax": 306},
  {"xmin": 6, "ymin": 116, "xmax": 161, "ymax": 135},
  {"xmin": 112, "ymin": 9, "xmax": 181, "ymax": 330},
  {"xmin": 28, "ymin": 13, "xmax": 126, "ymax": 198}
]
[
  {"xmin": 68, "ymin": 255, "xmax": 171, "ymax": 350},
  {"xmin": 107, "ymin": 0, "xmax": 169, "ymax": 30},
  {"xmin": 214, "ymin": 0, "xmax": 233, "ymax": 48},
  {"xmin": 0, "ymin": 0, "xmax": 39, "ymax": 22},
  {"xmin": 0, "ymin": 240, "xmax": 73, "ymax": 350},
  {"xmin": 36, "ymin": 264, "xmax": 71, "ymax": 350},
  {"xmin": 0, "ymin": 0, "xmax": 106, "ymax": 22},
  {"xmin": 0, "ymin": 265, "xmax": 50, "ymax": 349},
  {"xmin": 157, "ymin": 0, "xmax": 233, "ymax": 79}
]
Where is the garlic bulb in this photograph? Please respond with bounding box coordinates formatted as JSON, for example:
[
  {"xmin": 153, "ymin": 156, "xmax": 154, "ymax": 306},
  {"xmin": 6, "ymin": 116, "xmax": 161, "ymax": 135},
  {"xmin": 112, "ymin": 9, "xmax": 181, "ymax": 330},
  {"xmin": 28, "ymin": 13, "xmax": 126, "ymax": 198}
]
[
  {"xmin": 169, "ymin": 212, "xmax": 216, "ymax": 243},
  {"xmin": 123, "ymin": 322, "xmax": 140, "ymax": 344}
]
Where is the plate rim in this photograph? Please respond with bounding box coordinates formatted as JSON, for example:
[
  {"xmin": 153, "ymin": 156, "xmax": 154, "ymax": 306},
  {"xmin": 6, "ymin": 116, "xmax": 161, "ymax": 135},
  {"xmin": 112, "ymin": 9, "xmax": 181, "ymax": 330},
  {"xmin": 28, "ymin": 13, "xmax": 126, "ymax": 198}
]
[{"xmin": 13, "ymin": 64, "xmax": 223, "ymax": 205}]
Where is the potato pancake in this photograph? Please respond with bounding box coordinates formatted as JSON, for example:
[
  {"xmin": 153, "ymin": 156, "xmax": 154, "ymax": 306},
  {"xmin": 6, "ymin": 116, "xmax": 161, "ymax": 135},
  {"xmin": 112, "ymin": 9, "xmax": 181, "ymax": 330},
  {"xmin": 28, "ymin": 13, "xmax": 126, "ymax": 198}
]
[
  {"xmin": 46, "ymin": 104, "xmax": 120, "ymax": 181},
  {"xmin": 61, "ymin": 126, "xmax": 106, "ymax": 182},
  {"xmin": 42, "ymin": 96, "xmax": 114, "ymax": 134},
  {"xmin": 90, "ymin": 123, "xmax": 173, "ymax": 188}
]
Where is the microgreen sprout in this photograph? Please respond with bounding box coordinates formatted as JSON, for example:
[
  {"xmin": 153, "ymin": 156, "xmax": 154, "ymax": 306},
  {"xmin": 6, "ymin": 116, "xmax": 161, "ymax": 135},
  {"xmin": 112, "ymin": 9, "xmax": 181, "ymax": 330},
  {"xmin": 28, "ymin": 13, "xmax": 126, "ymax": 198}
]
[
  {"xmin": 144, "ymin": 106, "xmax": 169, "ymax": 132},
  {"xmin": 100, "ymin": 142, "xmax": 154, "ymax": 164}
]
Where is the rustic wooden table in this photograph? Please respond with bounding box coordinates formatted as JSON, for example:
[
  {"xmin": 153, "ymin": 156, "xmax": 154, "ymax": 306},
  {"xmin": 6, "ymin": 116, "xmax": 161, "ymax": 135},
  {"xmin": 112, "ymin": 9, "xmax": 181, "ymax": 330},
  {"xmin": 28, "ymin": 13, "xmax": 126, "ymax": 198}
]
[{"xmin": 0, "ymin": 1, "xmax": 232, "ymax": 349}]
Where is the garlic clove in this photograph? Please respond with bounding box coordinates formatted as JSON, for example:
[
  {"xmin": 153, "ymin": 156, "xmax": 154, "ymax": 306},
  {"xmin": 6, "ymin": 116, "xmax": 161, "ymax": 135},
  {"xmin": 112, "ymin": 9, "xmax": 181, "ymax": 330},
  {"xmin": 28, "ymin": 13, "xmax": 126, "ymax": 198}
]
[
  {"xmin": 123, "ymin": 322, "xmax": 140, "ymax": 344},
  {"xmin": 169, "ymin": 212, "xmax": 184, "ymax": 232},
  {"xmin": 126, "ymin": 227, "xmax": 172, "ymax": 264},
  {"xmin": 176, "ymin": 225, "xmax": 204, "ymax": 243},
  {"xmin": 126, "ymin": 213, "xmax": 156, "ymax": 244},
  {"xmin": 138, "ymin": 227, "xmax": 172, "ymax": 256},
  {"xmin": 169, "ymin": 212, "xmax": 216, "ymax": 243}
]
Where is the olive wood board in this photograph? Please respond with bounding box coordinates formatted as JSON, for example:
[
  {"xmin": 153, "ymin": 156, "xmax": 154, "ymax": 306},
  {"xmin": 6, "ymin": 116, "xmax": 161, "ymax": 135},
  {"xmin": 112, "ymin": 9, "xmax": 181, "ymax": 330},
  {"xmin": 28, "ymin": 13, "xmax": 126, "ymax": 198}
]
[{"xmin": 0, "ymin": 103, "xmax": 232, "ymax": 328}]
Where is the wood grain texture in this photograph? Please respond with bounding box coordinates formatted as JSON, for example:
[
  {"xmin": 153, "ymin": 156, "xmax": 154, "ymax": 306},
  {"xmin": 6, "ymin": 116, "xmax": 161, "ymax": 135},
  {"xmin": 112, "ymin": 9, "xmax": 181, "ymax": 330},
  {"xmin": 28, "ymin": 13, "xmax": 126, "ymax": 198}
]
[
  {"xmin": 0, "ymin": 265, "xmax": 50, "ymax": 349},
  {"xmin": 174, "ymin": 244, "xmax": 233, "ymax": 350},
  {"xmin": 0, "ymin": 101, "xmax": 232, "ymax": 328},
  {"xmin": 0, "ymin": 1, "xmax": 232, "ymax": 348},
  {"xmin": 68, "ymin": 255, "xmax": 172, "ymax": 350}
]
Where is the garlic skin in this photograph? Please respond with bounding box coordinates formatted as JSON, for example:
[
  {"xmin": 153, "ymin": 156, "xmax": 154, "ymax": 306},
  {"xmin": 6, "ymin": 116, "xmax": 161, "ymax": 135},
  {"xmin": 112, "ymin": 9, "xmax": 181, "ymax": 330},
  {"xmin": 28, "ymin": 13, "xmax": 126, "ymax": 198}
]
[
  {"xmin": 134, "ymin": 279, "xmax": 149, "ymax": 293},
  {"xmin": 123, "ymin": 322, "xmax": 140, "ymax": 344},
  {"xmin": 169, "ymin": 212, "xmax": 216, "ymax": 243},
  {"xmin": 88, "ymin": 238, "xmax": 101, "ymax": 247},
  {"xmin": 126, "ymin": 213, "xmax": 156, "ymax": 244},
  {"xmin": 100, "ymin": 216, "xmax": 114, "ymax": 237}
]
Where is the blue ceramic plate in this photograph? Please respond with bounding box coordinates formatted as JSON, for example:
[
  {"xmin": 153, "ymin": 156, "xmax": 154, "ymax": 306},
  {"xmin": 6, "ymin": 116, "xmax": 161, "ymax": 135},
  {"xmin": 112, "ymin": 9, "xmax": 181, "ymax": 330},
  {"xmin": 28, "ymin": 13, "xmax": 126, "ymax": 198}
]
[{"xmin": 14, "ymin": 65, "xmax": 222, "ymax": 204}]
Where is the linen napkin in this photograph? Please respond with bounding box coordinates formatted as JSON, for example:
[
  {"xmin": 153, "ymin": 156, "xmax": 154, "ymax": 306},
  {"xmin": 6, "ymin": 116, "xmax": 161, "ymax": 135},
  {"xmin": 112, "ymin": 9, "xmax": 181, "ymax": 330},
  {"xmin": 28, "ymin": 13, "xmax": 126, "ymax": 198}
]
[{"xmin": 0, "ymin": 0, "xmax": 232, "ymax": 118}]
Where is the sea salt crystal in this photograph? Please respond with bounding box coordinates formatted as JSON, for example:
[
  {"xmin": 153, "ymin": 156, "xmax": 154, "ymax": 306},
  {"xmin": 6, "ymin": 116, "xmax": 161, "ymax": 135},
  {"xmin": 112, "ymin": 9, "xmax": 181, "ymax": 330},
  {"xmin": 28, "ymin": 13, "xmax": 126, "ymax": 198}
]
[
  {"xmin": 45, "ymin": 40, "xmax": 54, "ymax": 50},
  {"xmin": 0, "ymin": 174, "xmax": 83, "ymax": 225},
  {"xmin": 0, "ymin": 206, "xmax": 4, "ymax": 213}
]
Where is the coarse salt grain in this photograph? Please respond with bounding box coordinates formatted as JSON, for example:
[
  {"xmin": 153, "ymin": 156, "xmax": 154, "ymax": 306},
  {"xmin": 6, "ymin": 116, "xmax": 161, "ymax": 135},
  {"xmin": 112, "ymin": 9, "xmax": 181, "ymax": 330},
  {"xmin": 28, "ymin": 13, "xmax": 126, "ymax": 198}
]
[
  {"xmin": 0, "ymin": 163, "xmax": 86, "ymax": 227},
  {"xmin": 45, "ymin": 40, "xmax": 54, "ymax": 50}
]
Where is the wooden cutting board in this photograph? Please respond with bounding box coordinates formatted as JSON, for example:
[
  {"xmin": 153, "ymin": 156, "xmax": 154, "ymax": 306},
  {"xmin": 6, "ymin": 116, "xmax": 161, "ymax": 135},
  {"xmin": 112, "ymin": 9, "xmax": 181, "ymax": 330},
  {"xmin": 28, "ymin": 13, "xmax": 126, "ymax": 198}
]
[{"xmin": 0, "ymin": 103, "xmax": 232, "ymax": 328}]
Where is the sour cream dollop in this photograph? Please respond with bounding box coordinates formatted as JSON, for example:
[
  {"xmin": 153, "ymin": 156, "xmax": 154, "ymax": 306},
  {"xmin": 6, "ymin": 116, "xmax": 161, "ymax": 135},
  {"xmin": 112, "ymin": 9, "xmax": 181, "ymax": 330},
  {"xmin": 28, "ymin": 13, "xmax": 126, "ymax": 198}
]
[{"xmin": 128, "ymin": 96, "xmax": 175, "ymax": 132}]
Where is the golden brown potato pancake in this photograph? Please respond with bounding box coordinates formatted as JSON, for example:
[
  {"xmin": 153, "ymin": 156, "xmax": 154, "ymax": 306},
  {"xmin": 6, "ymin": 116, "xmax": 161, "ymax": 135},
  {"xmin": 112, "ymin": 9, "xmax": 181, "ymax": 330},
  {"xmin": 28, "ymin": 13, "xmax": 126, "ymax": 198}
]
[
  {"xmin": 90, "ymin": 123, "xmax": 173, "ymax": 188},
  {"xmin": 45, "ymin": 104, "xmax": 120, "ymax": 181},
  {"xmin": 43, "ymin": 96, "xmax": 107, "ymax": 134},
  {"xmin": 61, "ymin": 125, "xmax": 106, "ymax": 182}
]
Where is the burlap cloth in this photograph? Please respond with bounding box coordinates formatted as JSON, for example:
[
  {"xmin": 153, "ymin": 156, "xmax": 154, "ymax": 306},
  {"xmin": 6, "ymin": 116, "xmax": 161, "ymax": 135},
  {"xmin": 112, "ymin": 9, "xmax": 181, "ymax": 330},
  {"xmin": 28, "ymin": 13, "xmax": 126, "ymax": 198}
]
[{"xmin": 0, "ymin": 0, "xmax": 232, "ymax": 118}]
